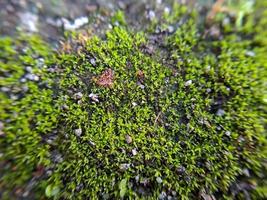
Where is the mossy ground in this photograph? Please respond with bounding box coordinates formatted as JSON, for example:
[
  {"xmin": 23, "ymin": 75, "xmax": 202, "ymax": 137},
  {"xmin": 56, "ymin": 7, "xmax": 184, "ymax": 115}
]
[{"xmin": 0, "ymin": 1, "xmax": 266, "ymax": 199}]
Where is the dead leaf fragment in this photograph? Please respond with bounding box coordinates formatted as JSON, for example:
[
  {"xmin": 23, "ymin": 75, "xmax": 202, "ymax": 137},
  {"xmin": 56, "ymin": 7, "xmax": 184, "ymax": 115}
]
[{"xmin": 95, "ymin": 68, "xmax": 114, "ymax": 88}]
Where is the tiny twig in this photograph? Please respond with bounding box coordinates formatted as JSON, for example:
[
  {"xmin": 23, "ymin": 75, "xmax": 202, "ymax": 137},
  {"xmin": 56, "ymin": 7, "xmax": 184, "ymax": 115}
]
[{"xmin": 154, "ymin": 111, "xmax": 162, "ymax": 125}]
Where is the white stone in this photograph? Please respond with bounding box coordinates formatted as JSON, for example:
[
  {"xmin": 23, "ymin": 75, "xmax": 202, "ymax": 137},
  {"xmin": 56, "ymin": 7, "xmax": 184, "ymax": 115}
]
[{"xmin": 185, "ymin": 80, "xmax": 192, "ymax": 86}]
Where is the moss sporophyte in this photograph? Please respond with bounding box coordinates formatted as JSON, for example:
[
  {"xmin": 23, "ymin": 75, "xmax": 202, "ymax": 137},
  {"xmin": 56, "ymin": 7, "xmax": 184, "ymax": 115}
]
[{"xmin": 0, "ymin": 1, "xmax": 266, "ymax": 199}]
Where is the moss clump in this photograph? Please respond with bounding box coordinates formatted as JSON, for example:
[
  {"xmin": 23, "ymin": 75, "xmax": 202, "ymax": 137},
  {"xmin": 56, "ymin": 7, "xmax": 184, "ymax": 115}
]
[{"xmin": 0, "ymin": 1, "xmax": 266, "ymax": 199}]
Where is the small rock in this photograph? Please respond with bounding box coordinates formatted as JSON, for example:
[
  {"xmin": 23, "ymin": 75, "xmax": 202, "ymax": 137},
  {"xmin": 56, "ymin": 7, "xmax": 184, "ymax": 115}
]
[
  {"xmin": 119, "ymin": 163, "xmax": 131, "ymax": 171},
  {"xmin": 1, "ymin": 87, "xmax": 10, "ymax": 92},
  {"xmin": 222, "ymin": 17, "xmax": 230, "ymax": 26},
  {"xmin": 74, "ymin": 92, "xmax": 83, "ymax": 100},
  {"xmin": 132, "ymin": 148, "xmax": 137, "ymax": 156},
  {"xmin": 37, "ymin": 58, "xmax": 45, "ymax": 68},
  {"xmin": 185, "ymin": 80, "xmax": 192, "ymax": 86},
  {"xmin": 61, "ymin": 104, "xmax": 69, "ymax": 111},
  {"xmin": 118, "ymin": 1, "xmax": 126, "ymax": 9},
  {"xmin": 90, "ymin": 58, "xmax": 96, "ymax": 66},
  {"xmin": 25, "ymin": 66, "xmax": 32, "ymax": 73},
  {"xmin": 125, "ymin": 135, "xmax": 132, "ymax": 144},
  {"xmin": 25, "ymin": 73, "xmax": 39, "ymax": 81},
  {"xmin": 167, "ymin": 25, "xmax": 174, "ymax": 33},
  {"xmin": 22, "ymin": 191, "xmax": 29, "ymax": 197},
  {"xmin": 238, "ymin": 136, "xmax": 245, "ymax": 143},
  {"xmin": 74, "ymin": 128, "xmax": 82, "ymax": 137},
  {"xmin": 216, "ymin": 109, "xmax": 225, "ymax": 116},
  {"xmin": 139, "ymin": 84, "xmax": 145, "ymax": 89},
  {"xmin": 177, "ymin": 166, "xmax": 186, "ymax": 174},
  {"xmin": 108, "ymin": 24, "xmax": 113, "ymax": 29},
  {"xmin": 164, "ymin": 7, "xmax": 171, "ymax": 14},
  {"xmin": 89, "ymin": 93, "xmax": 99, "ymax": 102},
  {"xmin": 208, "ymin": 25, "xmax": 221, "ymax": 39},
  {"xmin": 171, "ymin": 191, "xmax": 177, "ymax": 196},
  {"xmin": 140, "ymin": 178, "xmax": 149, "ymax": 186},
  {"xmin": 19, "ymin": 12, "xmax": 38, "ymax": 32},
  {"xmin": 55, "ymin": 154, "xmax": 63, "ymax": 163},
  {"xmin": 63, "ymin": 16, "xmax": 89, "ymax": 31},
  {"xmin": 159, "ymin": 191, "xmax": 167, "ymax": 200},
  {"xmin": 243, "ymin": 168, "xmax": 250, "ymax": 177},
  {"xmin": 10, "ymin": 95, "xmax": 18, "ymax": 100},
  {"xmin": 22, "ymin": 85, "xmax": 29, "ymax": 92},
  {"xmin": 225, "ymin": 131, "xmax": 231, "ymax": 136},
  {"xmin": 245, "ymin": 51, "xmax": 255, "ymax": 57},
  {"xmin": 156, "ymin": 177, "xmax": 163, "ymax": 184},
  {"xmin": 132, "ymin": 102, "xmax": 137, "ymax": 107},
  {"xmin": 147, "ymin": 10, "xmax": 156, "ymax": 20},
  {"xmin": 206, "ymin": 88, "xmax": 211, "ymax": 93},
  {"xmin": 114, "ymin": 21, "xmax": 120, "ymax": 26},
  {"xmin": 89, "ymin": 140, "xmax": 96, "ymax": 146}
]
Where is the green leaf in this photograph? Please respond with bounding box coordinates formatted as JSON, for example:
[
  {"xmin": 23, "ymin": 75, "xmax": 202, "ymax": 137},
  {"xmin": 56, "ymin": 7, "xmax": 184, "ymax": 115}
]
[
  {"xmin": 119, "ymin": 178, "xmax": 127, "ymax": 198},
  {"xmin": 45, "ymin": 184, "xmax": 60, "ymax": 198}
]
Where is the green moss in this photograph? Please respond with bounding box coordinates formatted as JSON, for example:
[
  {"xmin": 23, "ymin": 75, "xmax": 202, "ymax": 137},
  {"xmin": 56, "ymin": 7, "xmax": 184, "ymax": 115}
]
[{"xmin": 0, "ymin": 1, "xmax": 266, "ymax": 199}]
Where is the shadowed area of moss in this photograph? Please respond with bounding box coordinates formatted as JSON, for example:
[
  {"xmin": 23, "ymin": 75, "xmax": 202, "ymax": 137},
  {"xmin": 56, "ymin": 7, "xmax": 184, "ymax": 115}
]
[{"xmin": 0, "ymin": 1, "xmax": 266, "ymax": 199}]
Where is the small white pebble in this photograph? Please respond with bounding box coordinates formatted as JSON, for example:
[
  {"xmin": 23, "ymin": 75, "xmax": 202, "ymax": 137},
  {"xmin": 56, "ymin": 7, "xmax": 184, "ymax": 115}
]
[
  {"xmin": 206, "ymin": 88, "xmax": 211, "ymax": 93},
  {"xmin": 167, "ymin": 25, "xmax": 174, "ymax": 33},
  {"xmin": 159, "ymin": 191, "xmax": 167, "ymax": 200},
  {"xmin": 132, "ymin": 102, "xmax": 137, "ymax": 107},
  {"xmin": 132, "ymin": 148, "xmax": 137, "ymax": 156},
  {"xmin": 120, "ymin": 163, "xmax": 131, "ymax": 171},
  {"xmin": 25, "ymin": 66, "xmax": 32, "ymax": 72},
  {"xmin": 89, "ymin": 93, "xmax": 99, "ymax": 102},
  {"xmin": 25, "ymin": 73, "xmax": 39, "ymax": 81},
  {"xmin": 225, "ymin": 131, "xmax": 231, "ymax": 136},
  {"xmin": 90, "ymin": 58, "xmax": 96, "ymax": 66},
  {"xmin": 139, "ymin": 84, "xmax": 145, "ymax": 89},
  {"xmin": 216, "ymin": 109, "xmax": 225, "ymax": 116},
  {"xmin": 185, "ymin": 80, "xmax": 192, "ymax": 86},
  {"xmin": 1, "ymin": 87, "xmax": 10, "ymax": 92},
  {"xmin": 114, "ymin": 21, "xmax": 119, "ymax": 26},
  {"xmin": 74, "ymin": 128, "xmax": 82, "ymax": 137},
  {"xmin": 89, "ymin": 140, "xmax": 96, "ymax": 146},
  {"xmin": 74, "ymin": 92, "xmax": 83, "ymax": 100},
  {"xmin": 243, "ymin": 168, "xmax": 250, "ymax": 177},
  {"xmin": 156, "ymin": 177, "xmax": 163, "ymax": 184},
  {"xmin": 108, "ymin": 24, "xmax": 113, "ymax": 29},
  {"xmin": 245, "ymin": 51, "xmax": 255, "ymax": 57},
  {"xmin": 63, "ymin": 16, "xmax": 88, "ymax": 30},
  {"xmin": 125, "ymin": 135, "xmax": 132, "ymax": 144},
  {"xmin": 164, "ymin": 7, "xmax": 170, "ymax": 14},
  {"xmin": 147, "ymin": 10, "xmax": 155, "ymax": 20}
]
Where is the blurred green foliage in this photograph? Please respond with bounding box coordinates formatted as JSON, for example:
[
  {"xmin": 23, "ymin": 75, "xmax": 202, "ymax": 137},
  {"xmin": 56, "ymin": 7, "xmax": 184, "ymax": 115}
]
[{"xmin": 0, "ymin": 0, "xmax": 266, "ymax": 199}]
